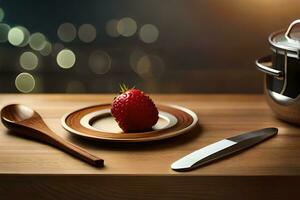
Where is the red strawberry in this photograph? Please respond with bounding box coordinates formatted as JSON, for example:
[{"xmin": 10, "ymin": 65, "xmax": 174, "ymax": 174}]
[{"xmin": 111, "ymin": 85, "xmax": 159, "ymax": 133}]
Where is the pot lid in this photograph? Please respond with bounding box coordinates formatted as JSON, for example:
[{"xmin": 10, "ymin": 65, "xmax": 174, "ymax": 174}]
[{"xmin": 269, "ymin": 20, "xmax": 300, "ymax": 56}]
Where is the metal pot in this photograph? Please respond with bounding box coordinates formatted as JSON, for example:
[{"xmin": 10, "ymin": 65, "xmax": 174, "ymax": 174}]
[{"xmin": 256, "ymin": 20, "xmax": 300, "ymax": 125}]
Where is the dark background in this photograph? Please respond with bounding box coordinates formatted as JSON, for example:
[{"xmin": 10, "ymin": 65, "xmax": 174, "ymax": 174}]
[{"xmin": 0, "ymin": 0, "xmax": 299, "ymax": 93}]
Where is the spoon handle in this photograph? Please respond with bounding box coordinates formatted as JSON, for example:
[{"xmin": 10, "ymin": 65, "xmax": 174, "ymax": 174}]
[
  {"xmin": 48, "ymin": 133, "xmax": 104, "ymax": 167},
  {"xmin": 23, "ymin": 122, "xmax": 104, "ymax": 167}
]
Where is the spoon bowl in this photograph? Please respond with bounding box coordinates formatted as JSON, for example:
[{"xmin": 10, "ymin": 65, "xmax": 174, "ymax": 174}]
[
  {"xmin": 1, "ymin": 104, "xmax": 104, "ymax": 168},
  {"xmin": 1, "ymin": 104, "xmax": 35, "ymax": 122}
]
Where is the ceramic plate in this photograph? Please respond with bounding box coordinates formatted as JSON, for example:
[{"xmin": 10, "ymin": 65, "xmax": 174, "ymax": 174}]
[{"xmin": 61, "ymin": 104, "xmax": 198, "ymax": 142}]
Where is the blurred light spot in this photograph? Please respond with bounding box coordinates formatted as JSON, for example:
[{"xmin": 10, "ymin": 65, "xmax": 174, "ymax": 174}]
[
  {"xmin": 89, "ymin": 50, "xmax": 111, "ymax": 74},
  {"xmin": 8, "ymin": 26, "xmax": 30, "ymax": 47},
  {"xmin": 56, "ymin": 49, "xmax": 76, "ymax": 69},
  {"xmin": 136, "ymin": 55, "xmax": 164, "ymax": 79},
  {"xmin": 0, "ymin": 8, "xmax": 4, "ymax": 22},
  {"xmin": 18, "ymin": 27, "xmax": 30, "ymax": 47},
  {"xmin": 65, "ymin": 81, "xmax": 85, "ymax": 93},
  {"xmin": 29, "ymin": 32, "xmax": 47, "ymax": 51},
  {"xmin": 117, "ymin": 17, "xmax": 137, "ymax": 37},
  {"xmin": 105, "ymin": 19, "xmax": 120, "ymax": 37},
  {"xmin": 130, "ymin": 49, "xmax": 146, "ymax": 72},
  {"xmin": 15, "ymin": 72, "xmax": 35, "ymax": 93},
  {"xmin": 19, "ymin": 51, "xmax": 38, "ymax": 70},
  {"xmin": 139, "ymin": 24, "xmax": 159, "ymax": 43},
  {"xmin": 51, "ymin": 43, "xmax": 64, "ymax": 56},
  {"xmin": 136, "ymin": 56, "xmax": 151, "ymax": 75},
  {"xmin": 40, "ymin": 41, "xmax": 52, "ymax": 56},
  {"xmin": 0, "ymin": 23, "xmax": 10, "ymax": 42},
  {"xmin": 57, "ymin": 23, "xmax": 76, "ymax": 42},
  {"xmin": 78, "ymin": 24, "xmax": 96, "ymax": 43}
]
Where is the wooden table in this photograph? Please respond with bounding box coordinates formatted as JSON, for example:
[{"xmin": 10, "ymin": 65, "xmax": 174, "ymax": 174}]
[{"xmin": 0, "ymin": 94, "xmax": 299, "ymax": 199}]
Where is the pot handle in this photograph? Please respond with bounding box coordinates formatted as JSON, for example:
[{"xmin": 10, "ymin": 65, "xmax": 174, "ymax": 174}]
[
  {"xmin": 285, "ymin": 19, "xmax": 300, "ymax": 42},
  {"xmin": 255, "ymin": 55, "xmax": 284, "ymax": 79}
]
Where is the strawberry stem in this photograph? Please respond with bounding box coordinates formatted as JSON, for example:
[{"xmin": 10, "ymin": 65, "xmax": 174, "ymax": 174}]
[{"xmin": 119, "ymin": 83, "xmax": 129, "ymax": 93}]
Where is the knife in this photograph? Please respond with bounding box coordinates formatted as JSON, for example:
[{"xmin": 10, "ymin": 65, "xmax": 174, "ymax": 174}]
[{"xmin": 171, "ymin": 127, "xmax": 278, "ymax": 171}]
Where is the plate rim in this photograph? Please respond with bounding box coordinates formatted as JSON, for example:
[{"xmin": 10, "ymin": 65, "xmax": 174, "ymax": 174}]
[{"xmin": 61, "ymin": 104, "xmax": 198, "ymax": 142}]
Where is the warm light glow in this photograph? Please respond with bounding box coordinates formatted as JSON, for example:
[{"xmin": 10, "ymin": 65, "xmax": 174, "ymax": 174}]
[
  {"xmin": 89, "ymin": 50, "xmax": 111, "ymax": 74},
  {"xmin": 139, "ymin": 24, "xmax": 159, "ymax": 43},
  {"xmin": 56, "ymin": 49, "xmax": 76, "ymax": 69},
  {"xmin": 136, "ymin": 55, "xmax": 164, "ymax": 79},
  {"xmin": 29, "ymin": 32, "xmax": 47, "ymax": 51},
  {"xmin": 40, "ymin": 41, "xmax": 52, "ymax": 56},
  {"xmin": 57, "ymin": 23, "xmax": 76, "ymax": 42},
  {"xmin": 15, "ymin": 72, "xmax": 35, "ymax": 93},
  {"xmin": 117, "ymin": 17, "xmax": 137, "ymax": 37},
  {"xmin": 8, "ymin": 26, "xmax": 30, "ymax": 47},
  {"xmin": 78, "ymin": 24, "xmax": 96, "ymax": 43},
  {"xmin": 130, "ymin": 49, "xmax": 146, "ymax": 72},
  {"xmin": 136, "ymin": 56, "xmax": 151, "ymax": 75},
  {"xmin": 0, "ymin": 8, "xmax": 4, "ymax": 22},
  {"xmin": 19, "ymin": 51, "xmax": 39, "ymax": 70},
  {"xmin": 105, "ymin": 19, "xmax": 120, "ymax": 37},
  {"xmin": 0, "ymin": 23, "xmax": 10, "ymax": 42}
]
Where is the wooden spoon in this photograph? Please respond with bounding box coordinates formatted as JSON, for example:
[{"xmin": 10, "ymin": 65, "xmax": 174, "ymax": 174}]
[{"xmin": 1, "ymin": 104, "xmax": 104, "ymax": 168}]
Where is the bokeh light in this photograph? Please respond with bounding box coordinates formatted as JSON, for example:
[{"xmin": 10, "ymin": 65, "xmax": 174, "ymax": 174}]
[
  {"xmin": 29, "ymin": 32, "xmax": 47, "ymax": 51},
  {"xmin": 0, "ymin": 8, "xmax": 4, "ymax": 22},
  {"xmin": 0, "ymin": 23, "xmax": 10, "ymax": 42},
  {"xmin": 139, "ymin": 24, "xmax": 159, "ymax": 43},
  {"xmin": 19, "ymin": 51, "xmax": 38, "ymax": 70},
  {"xmin": 130, "ymin": 49, "xmax": 146, "ymax": 71},
  {"xmin": 57, "ymin": 23, "xmax": 76, "ymax": 42},
  {"xmin": 136, "ymin": 56, "xmax": 151, "ymax": 76},
  {"xmin": 40, "ymin": 41, "xmax": 52, "ymax": 56},
  {"xmin": 89, "ymin": 50, "xmax": 111, "ymax": 74},
  {"xmin": 56, "ymin": 49, "xmax": 76, "ymax": 69},
  {"xmin": 15, "ymin": 72, "xmax": 35, "ymax": 93},
  {"xmin": 65, "ymin": 81, "xmax": 85, "ymax": 93},
  {"xmin": 105, "ymin": 19, "xmax": 120, "ymax": 37},
  {"xmin": 136, "ymin": 55, "xmax": 164, "ymax": 79},
  {"xmin": 117, "ymin": 17, "xmax": 137, "ymax": 37},
  {"xmin": 78, "ymin": 24, "xmax": 96, "ymax": 43},
  {"xmin": 8, "ymin": 26, "xmax": 30, "ymax": 47}
]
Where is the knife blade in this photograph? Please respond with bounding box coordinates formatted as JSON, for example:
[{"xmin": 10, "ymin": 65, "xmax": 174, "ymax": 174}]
[{"xmin": 171, "ymin": 127, "xmax": 278, "ymax": 171}]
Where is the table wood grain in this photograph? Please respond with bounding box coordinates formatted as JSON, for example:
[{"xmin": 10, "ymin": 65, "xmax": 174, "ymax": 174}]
[{"xmin": 0, "ymin": 94, "xmax": 299, "ymax": 199}]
